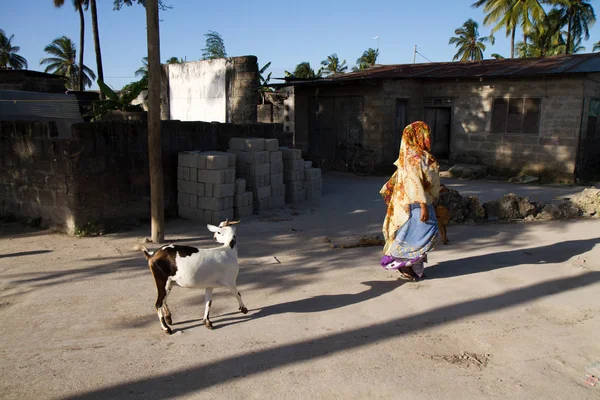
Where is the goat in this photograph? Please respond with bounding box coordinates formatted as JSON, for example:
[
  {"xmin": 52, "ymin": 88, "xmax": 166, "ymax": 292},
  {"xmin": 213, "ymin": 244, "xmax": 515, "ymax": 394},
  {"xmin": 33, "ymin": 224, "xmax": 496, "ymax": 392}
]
[{"xmin": 135, "ymin": 219, "xmax": 248, "ymax": 334}]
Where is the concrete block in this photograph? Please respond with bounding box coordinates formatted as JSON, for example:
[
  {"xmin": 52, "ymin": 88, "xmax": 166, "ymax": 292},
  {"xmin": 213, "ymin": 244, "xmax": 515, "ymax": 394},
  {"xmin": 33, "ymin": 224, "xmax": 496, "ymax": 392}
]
[
  {"xmin": 205, "ymin": 208, "xmax": 234, "ymax": 226},
  {"xmin": 304, "ymin": 179, "xmax": 323, "ymax": 191},
  {"xmin": 284, "ymin": 169, "xmax": 305, "ymax": 182},
  {"xmin": 239, "ymin": 163, "xmax": 270, "ymax": 176},
  {"xmin": 189, "ymin": 167, "xmax": 198, "ymax": 183},
  {"xmin": 286, "ymin": 189, "xmax": 306, "ymax": 203},
  {"xmin": 235, "ymin": 178, "xmax": 246, "ymax": 194},
  {"xmin": 205, "ymin": 183, "xmax": 235, "ymax": 198},
  {"xmin": 287, "ymin": 180, "xmax": 304, "ymax": 192},
  {"xmin": 305, "ymin": 168, "xmax": 322, "ymax": 181},
  {"xmin": 178, "ymin": 192, "xmax": 190, "ymax": 207},
  {"xmin": 177, "ymin": 166, "xmax": 190, "ymax": 181},
  {"xmin": 245, "ymin": 191, "xmax": 253, "ymax": 206},
  {"xmin": 305, "ymin": 187, "xmax": 322, "ymax": 199},
  {"xmin": 284, "ymin": 159, "xmax": 305, "ymax": 171},
  {"xmin": 190, "ymin": 193, "xmax": 198, "ymax": 209},
  {"xmin": 198, "ymin": 154, "xmax": 229, "ymax": 170},
  {"xmin": 228, "ymin": 138, "xmax": 247, "ymax": 151},
  {"xmin": 270, "ymin": 161, "xmax": 284, "ymax": 174},
  {"xmin": 178, "ymin": 152, "xmax": 197, "ymax": 168},
  {"xmin": 235, "ymin": 151, "xmax": 269, "ymax": 165},
  {"xmin": 177, "ymin": 179, "xmax": 197, "ymax": 194},
  {"xmin": 197, "ymin": 182, "xmax": 205, "ymax": 197},
  {"xmin": 253, "ymin": 197, "xmax": 271, "ymax": 212},
  {"xmin": 280, "ymin": 147, "xmax": 302, "ymax": 160},
  {"xmin": 198, "ymin": 196, "xmax": 234, "ymax": 211},
  {"xmin": 271, "ymin": 195, "xmax": 285, "ymax": 209},
  {"xmin": 178, "ymin": 205, "xmax": 198, "ymax": 220},
  {"xmin": 245, "ymin": 174, "xmax": 270, "ymax": 189},
  {"xmin": 234, "ymin": 205, "xmax": 253, "ymax": 219},
  {"xmin": 234, "ymin": 193, "xmax": 250, "ymax": 208},
  {"xmin": 253, "ymin": 186, "xmax": 271, "ymax": 201},
  {"xmin": 272, "ymin": 184, "xmax": 285, "ymax": 198},
  {"xmin": 197, "ymin": 168, "xmax": 235, "ymax": 184},
  {"xmin": 271, "ymin": 173, "xmax": 284, "ymax": 186},
  {"xmin": 305, "ymin": 161, "xmax": 313, "ymax": 169},
  {"xmin": 265, "ymin": 139, "xmax": 279, "ymax": 151},
  {"xmin": 270, "ymin": 151, "xmax": 283, "ymax": 163}
]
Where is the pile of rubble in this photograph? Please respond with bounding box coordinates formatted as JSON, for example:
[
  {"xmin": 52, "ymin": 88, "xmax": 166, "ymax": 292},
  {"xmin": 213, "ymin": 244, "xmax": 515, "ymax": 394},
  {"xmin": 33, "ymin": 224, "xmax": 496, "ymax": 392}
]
[{"xmin": 437, "ymin": 186, "xmax": 599, "ymax": 224}]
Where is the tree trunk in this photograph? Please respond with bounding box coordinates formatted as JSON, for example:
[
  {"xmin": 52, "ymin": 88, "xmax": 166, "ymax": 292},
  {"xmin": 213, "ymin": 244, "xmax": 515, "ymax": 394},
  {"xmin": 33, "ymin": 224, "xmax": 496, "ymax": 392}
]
[
  {"xmin": 77, "ymin": 5, "xmax": 85, "ymax": 91},
  {"xmin": 146, "ymin": 0, "xmax": 165, "ymax": 243},
  {"xmin": 511, "ymin": 26, "xmax": 516, "ymax": 58},
  {"xmin": 90, "ymin": 0, "xmax": 104, "ymax": 99}
]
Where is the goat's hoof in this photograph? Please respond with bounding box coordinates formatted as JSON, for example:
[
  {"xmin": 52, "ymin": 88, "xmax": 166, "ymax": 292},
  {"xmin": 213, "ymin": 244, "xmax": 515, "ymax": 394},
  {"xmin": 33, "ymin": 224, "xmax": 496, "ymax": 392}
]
[
  {"xmin": 240, "ymin": 307, "xmax": 248, "ymax": 314},
  {"xmin": 165, "ymin": 315, "xmax": 173, "ymax": 325},
  {"xmin": 163, "ymin": 327, "xmax": 173, "ymax": 335},
  {"xmin": 204, "ymin": 319, "xmax": 213, "ymax": 330}
]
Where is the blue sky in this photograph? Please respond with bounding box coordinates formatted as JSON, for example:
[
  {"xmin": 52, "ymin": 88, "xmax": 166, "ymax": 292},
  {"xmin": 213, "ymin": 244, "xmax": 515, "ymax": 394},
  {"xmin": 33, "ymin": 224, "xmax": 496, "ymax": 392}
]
[{"xmin": 3, "ymin": 0, "xmax": 600, "ymax": 90}]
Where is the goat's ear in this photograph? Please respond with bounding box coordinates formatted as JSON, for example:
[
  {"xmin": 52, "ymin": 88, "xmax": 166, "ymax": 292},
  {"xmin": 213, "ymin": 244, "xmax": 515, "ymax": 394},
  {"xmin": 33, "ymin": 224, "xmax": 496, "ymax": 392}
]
[{"xmin": 206, "ymin": 224, "xmax": 220, "ymax": 233}]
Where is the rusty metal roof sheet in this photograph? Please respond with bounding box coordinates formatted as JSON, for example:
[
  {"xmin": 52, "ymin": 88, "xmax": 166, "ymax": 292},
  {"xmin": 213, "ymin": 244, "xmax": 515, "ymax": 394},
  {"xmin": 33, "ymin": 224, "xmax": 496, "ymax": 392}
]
[{"xmin": 276, "ymin": 53, "xmax": 600, "ymax": 86}]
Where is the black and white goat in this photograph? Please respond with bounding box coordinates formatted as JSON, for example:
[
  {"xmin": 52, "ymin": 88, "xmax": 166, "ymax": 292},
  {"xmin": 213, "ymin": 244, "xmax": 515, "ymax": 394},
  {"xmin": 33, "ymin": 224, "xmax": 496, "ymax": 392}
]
[{"xmin": 136, "ymin": 219, "xmax": 247, "ymax": 334}]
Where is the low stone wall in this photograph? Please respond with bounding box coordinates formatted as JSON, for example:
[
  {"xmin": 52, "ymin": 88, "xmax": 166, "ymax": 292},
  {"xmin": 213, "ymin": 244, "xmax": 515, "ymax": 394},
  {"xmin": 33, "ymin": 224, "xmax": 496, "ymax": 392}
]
[{"xmin": 0, "ymin": 120, "xmax": 289, "ymax": 234}]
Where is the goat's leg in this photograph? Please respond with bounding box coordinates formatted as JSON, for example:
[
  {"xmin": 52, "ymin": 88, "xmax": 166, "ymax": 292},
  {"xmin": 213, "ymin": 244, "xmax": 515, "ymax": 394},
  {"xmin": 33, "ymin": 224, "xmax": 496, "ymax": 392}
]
[
  {"xmin": 153, "ymin": 278, "xmax": 172, "ymax": 335},
  {"xmin": 163, "ymin": 279, "xmax": 174, "ymax": 325},
  {"xmin": 203, "ymin": 287, "xmax": 214, "ymax": 330},
  {"xmin": 226, "ymin": 284, "xmax": 248, "ymax": 314}
]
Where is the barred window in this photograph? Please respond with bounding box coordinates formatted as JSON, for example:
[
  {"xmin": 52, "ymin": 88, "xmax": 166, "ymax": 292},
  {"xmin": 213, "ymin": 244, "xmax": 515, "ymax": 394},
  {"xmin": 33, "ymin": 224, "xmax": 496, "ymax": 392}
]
[{"xmin": 492, "ymin": 97, "xmax": 541, "ymax": 134}]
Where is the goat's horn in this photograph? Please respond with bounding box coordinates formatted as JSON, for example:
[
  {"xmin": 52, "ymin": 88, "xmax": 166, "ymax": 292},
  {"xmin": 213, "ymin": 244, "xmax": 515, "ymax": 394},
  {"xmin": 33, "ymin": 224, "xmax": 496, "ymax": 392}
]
[{"xmin": 228, "ymin": 220, "xmax": 241, "ymax": 225}]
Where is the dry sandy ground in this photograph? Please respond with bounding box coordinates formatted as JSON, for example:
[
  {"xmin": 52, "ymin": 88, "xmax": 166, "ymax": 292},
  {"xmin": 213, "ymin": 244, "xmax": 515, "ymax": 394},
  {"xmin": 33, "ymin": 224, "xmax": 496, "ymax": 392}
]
[{"xmin": 1, "ymin": 173, "xmax": 599, "ymax": 400}]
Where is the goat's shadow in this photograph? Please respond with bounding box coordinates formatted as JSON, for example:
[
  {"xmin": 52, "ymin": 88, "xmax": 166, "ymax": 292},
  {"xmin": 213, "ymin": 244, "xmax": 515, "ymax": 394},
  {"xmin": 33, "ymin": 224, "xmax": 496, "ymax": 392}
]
[
  {"xmin": 427, "ymin": 238, "xmax": 600, "ymax": 279},
  {"xmin": 174, "ymin": 280, "xmax": 404, "ymax": 332}
]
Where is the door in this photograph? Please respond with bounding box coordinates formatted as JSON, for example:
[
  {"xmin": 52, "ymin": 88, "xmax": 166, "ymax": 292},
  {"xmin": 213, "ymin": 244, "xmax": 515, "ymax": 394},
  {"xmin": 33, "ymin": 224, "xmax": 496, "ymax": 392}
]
[
  {"xmin": 424, "ymin": 107, "xmax": 451, "ymax": 159},
  {"xmin": 335, "ymin": 96, "xmax": 364, "ymax": 160},
  {"xmin": 308, "ymin": 97, "xmax": 336, "ymax": 158},
  {"xmin": 576, "ymin": 98, "xmax": 600, "ymax": 181}
]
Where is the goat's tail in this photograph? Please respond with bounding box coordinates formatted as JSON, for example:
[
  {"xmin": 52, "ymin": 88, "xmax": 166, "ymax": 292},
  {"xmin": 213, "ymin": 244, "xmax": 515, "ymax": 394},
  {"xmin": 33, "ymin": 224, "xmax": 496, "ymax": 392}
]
[{"xmin": 132, "ymin": 244, "xmax": 153, "ymax": 260}]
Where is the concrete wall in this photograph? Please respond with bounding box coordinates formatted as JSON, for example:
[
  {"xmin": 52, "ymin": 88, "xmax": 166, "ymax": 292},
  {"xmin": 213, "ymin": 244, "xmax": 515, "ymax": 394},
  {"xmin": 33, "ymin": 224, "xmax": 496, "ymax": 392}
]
[
  {"xmin": 0, "ymin": 120, "xmax": 288, "ymax": 234},
  {"xmin": 421, "ymin": 76, "xmax": 585, "ymax": 176},
  {"xmin": 163, "ymin": 56, "xmax": 259, "ymax": 124}
]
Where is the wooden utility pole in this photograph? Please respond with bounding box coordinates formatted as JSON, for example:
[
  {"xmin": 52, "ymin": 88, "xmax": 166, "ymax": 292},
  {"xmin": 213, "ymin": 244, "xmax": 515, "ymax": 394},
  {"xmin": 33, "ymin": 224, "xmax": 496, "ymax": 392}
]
[{"xmin": 146, "ymin": 0, "xmax": 165, "ymax": 243}]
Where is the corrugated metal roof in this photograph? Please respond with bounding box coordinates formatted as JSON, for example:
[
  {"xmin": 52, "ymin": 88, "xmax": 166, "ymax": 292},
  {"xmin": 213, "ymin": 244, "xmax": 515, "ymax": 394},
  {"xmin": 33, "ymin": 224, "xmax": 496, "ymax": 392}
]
[
  {"xmin": 276, "ymin": 53, "xmax": 600, "ymax": 86},
  {"xmin": 0, "ymin": 90, "xmax": 84, "ymax": 137}
]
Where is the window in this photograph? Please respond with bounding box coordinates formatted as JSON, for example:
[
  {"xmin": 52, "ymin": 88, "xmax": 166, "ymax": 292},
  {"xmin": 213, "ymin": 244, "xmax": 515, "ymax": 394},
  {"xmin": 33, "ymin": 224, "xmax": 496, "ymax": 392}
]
[
  {"xmin": 587, "ymin": 99, "xmax": 600, "ymax": 139},
  {"xmin": 492, "ymin": 97, "xmax": 541, "ymax": 134}
]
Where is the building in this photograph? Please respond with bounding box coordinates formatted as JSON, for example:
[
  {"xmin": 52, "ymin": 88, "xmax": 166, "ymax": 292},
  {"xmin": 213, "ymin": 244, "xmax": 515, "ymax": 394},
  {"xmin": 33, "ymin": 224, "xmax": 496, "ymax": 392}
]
[{"xmin": 278, "ymin": 53, "xmax": 600, "ymax": 181}]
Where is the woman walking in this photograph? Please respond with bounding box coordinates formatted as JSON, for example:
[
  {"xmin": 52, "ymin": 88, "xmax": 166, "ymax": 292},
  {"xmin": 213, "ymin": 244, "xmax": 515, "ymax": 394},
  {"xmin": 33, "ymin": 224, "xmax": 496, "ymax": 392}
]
[{"xmin": 380, "ymin": 121, "xmax": 440, "ymax": 281}]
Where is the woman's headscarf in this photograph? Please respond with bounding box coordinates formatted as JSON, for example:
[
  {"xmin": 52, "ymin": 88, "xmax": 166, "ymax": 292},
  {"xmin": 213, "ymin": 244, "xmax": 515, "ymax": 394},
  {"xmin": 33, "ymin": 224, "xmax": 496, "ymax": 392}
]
[{"xmin": 380, "ymin": 121, "xmax": 440, "ymax": 255}]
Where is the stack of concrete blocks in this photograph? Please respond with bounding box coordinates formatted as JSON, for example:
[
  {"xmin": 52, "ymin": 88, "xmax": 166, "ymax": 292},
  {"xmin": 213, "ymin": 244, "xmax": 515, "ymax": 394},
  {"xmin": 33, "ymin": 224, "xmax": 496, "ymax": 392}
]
[
  {"xmin": 280, "ymin": 147, "xmax": 306, "ymax": 204},
  {"xmin": 228, "ymin": 138, "xmax": 273, "ymax": 214},
  {"xmin": 267, "ymin": 140, "xmax": 286, "ymax": 209},
  {"xmin": 177, "ymin": 151, "xmax": 236, "ymax": 225},
  {"xmin": 233, "ymin": 178, "xmax": 254, "ymax": 219},
  {"xmin": 303, "ymin": 161, "xmax": 323, "ymax": 205}
]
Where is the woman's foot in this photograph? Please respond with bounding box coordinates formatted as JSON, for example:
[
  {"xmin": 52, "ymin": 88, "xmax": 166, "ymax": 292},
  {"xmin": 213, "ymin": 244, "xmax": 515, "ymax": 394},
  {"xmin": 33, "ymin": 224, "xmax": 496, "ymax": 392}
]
[{"xmin": 398, "ymin": 266, "xmax": 417, "ymax": 281}]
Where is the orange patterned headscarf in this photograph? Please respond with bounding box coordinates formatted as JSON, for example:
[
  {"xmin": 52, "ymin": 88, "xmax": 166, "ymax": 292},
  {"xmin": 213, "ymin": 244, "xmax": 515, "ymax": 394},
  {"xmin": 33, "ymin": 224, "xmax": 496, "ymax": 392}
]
[{"xmin": 380, "ymin": 121, "xmax": 440, "ymax": 255}]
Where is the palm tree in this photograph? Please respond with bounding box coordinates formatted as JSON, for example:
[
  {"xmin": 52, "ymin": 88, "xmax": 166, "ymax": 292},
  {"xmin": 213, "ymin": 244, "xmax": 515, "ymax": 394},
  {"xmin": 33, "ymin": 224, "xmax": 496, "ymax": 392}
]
[
  {"xmin": 473, "ymin": 0, "xmax": 519, "ymax": 58},
  {"xmin": 320, "ymin": 54, "xmax": 348, "ymax": 76},
  {"xmin": 40, "ymin": 36, "xmax": 96, "ymax": 90},
  {"xmin": 202, "ymin": 31, "xmax": 226, "ymax": 60},
  {"xmin": 491, "ymin": 53, "xmax": 506, "ymax": 59},
  {"xmin": 516, "ymin": 8, "xmax": 566, "ymax": 57},
  {"xmin": 284, "ymin": 62, "xmax": 322, "ymax": 79},
  {"xmin": 166, "ymin": 57, "xmax": 183, "ymax": 64},
  {"xmin": 0, "ymin": 29, "xmax": 28, "ymax": 69},
  {"xmin": 552, "ymin": 0, "xmax": 596, "ymax": 54},
  {"xmin": 353, "ymin": 48, "xmax": 379, "ymax": 71},
  {"xmin": 53, "ymin": 0, "xmax": 90, "ymax": 91},
  {"xmin": 594, "ymin": 41, "xmax": 600, "ymax": 51},
  {"xmin": 136, "ymin": 57, "xmax": 148, "ymax": 79},
  {"xmin": 90, "ymin": 0, "xmax": 104, "ymax": 98},
  {"xmin": 449, "ymin": 19, "xmax": 493, "ymax": 61}
]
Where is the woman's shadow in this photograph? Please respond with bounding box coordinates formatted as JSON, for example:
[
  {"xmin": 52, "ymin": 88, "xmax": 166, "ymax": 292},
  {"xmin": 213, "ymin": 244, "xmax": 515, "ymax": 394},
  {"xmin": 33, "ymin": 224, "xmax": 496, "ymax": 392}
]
[
  {"xmin": 426, "ymin": 238, "xmax": 600, "ymax": 279},
  {"xmin": 176, "ymin": 279, "xmax": 403, "ymax": 331}
]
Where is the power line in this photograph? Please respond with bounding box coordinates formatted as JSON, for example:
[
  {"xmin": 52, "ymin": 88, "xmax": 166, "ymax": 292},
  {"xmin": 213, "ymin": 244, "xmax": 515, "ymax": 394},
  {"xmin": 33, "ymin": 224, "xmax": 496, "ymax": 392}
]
[{"xmin": 416, "ymin": 50, "xmax": 433, "ymax": 63}]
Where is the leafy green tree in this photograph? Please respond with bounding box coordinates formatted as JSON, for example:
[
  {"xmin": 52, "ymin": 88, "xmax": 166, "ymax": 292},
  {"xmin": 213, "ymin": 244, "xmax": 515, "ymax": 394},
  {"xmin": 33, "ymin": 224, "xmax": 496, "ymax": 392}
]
[
  {"xmin": 113, "ymin": 0, "xmax": 171, "ymax": 10},
  {"xmin": 285, "ymin": 62, "xmax": 322, "ymax": 79},
  {"xmin": 449, "ymin": 19, "xmax": 494, "ymax": 61},
  {"xmin": 202, "ymin": 31, "xmax": 227, "ymax": 60},
  {"xmin": 552, "ymin": 0, "xmax": 596, "ymax": 54},
  {"xmin": 0, "ymin": 29, "xmax": 28, "ymax": 70},
  {"xmin": 166, "ymin": 56, "xmax": 183, "ymax": 64},
  {"xmin": 40, "ymin": 36, "xmax": 96, "ymax": 89},
  {"xmin": 321, "ymin": 53, "xmax": 348, "ymax": 76}
]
